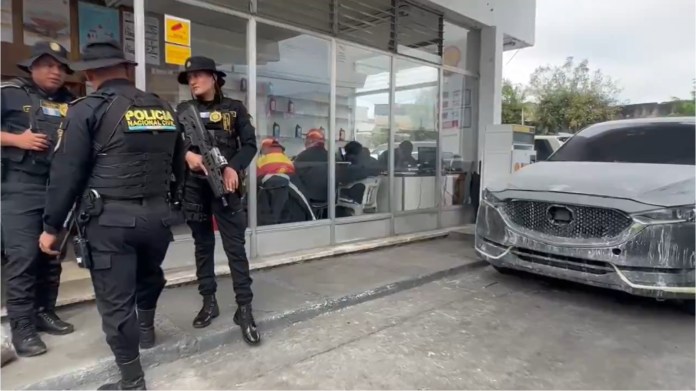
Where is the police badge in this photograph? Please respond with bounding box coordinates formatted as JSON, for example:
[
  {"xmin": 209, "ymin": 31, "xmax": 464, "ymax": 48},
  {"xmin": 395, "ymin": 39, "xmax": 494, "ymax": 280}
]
[{"xmin": 209, "ymin": 111, "xmax": 222, "ymax": 123}]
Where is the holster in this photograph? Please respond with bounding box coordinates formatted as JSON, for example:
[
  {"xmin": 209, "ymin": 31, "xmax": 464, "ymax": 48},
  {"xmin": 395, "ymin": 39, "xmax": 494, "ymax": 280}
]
[
  {"xmin": 80, "ymin": 189, "xmax": 104, "ymax": 217},
  {"xmin": 73, "ymin": 211, "xmax": 93, "ymax": 269},
  {"xmin": 73, "ymin": 189, "xmax": 103, "ymax": 269},
  {"xmin": 183, "ymin": 202, "xmax": 209, "ymax": 223}
]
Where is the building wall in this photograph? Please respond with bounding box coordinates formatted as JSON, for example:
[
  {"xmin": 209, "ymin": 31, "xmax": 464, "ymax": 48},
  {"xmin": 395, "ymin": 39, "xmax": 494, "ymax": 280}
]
[{"xmin": 426, "ymin": 0, "xmax": 536, "ymax": 47}]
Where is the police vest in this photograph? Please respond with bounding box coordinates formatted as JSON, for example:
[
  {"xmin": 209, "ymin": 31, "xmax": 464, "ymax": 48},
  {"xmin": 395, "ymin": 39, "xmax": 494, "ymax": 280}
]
[
  {"xmin": 196, "ymin": 99, "xmax": 240, "ymax": 161},
  {"xmin": 1, "ymin": 79, "xmax": 70, "ymax": 176},
  {"xmin": 85, "ymin": 87, "xmax": 179, "ymax": 200}
]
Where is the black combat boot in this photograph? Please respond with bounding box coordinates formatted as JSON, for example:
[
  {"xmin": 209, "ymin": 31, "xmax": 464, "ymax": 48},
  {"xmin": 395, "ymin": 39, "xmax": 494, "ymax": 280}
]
[
  {"xmin": 11, "ymin": 318, "xmax": 47, "ymax": 357},
  {"xmin": 233, "ymin": 304, "xmax": 261, "ymax": 345},
  {"xmin": 36, "ymin": 309, "xmax": 75, "ymax": 335},
  {"xmin": 192, "ymin": 294, "xmax": 219, "ymax": 328},
  {"xmin": 98, "ymin": 357, "xmax": 147, "ymax": 390},
  {"xmin": 137, "ymin": 309, "xmax": 156, "ymax": 349}
]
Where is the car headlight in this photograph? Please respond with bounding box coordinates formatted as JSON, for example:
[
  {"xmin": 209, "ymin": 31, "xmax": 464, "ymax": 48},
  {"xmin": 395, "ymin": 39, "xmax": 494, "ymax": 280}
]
[
  {"xmin": 482, "ymin": 189, "xmax": 504, "ymax": 207},
  {"xmin": 632, "ymin": 205, "xmax": 696, "ymax": 224}
]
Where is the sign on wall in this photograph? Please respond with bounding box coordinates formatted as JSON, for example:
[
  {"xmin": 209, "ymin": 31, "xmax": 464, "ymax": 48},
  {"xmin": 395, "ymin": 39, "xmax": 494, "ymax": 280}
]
[
  {"xmin": 164, "ymin": 15, "xmax": 190, "ymax": 47},
  {"xmin": 164, "ymin": 43, "xmax": 191, "ymax": 67},
  {"xmin": 164, "ymin": 14, "xmax": 191, "ymax": 66},
  {"xmin": 78, "ymin": 2, "xmax": 120, "ymax": 53},
  {"xmin": 123, "ymin": 11, "xmax": 161, "ymax": 66}
]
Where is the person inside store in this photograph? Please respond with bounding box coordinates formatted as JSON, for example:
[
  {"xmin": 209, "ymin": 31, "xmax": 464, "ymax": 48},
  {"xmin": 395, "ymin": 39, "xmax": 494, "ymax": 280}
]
[
  {"xmin": 256, "ymin": 138, "xmax": 314, "ymax": 225},
  {"xmin": 38, "ymin": 39, "xmax": 187, "ymax": 389},
  {"xmin": 335, "ymin": 141, "xmax": 383, "ymax": 216},
  {"xmin": 256, "ymin": 137, "xmax": 294, "ymax": 178},
  {"xmin": 177, "ymin": 56, "xmax": 261, "ymax": 346},
  {"xmin": 0, "ymin": 41, "xmax": 76, "ymax": 358},
  {"xmin": 293, "ymin": 129, "xmax": 330, "ymax": 217},
  {"xmin": 378, "ymin": 140, "xmax": 418, "ymax": 170}
]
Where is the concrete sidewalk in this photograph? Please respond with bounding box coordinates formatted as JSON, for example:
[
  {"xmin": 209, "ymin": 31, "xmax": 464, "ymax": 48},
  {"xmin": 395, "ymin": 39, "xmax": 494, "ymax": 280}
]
[{"xmin": 1, "ymin": 234, "xmax": 483, "ymax": 390}]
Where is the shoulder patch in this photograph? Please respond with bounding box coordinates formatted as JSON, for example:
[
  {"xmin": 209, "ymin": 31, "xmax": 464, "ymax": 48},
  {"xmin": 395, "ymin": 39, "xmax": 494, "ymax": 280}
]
[
  {"xmin": 1, "ymin": 81, "xmax": 23, "ymax": 90},
  {"xmin": 69, "ymin": 94, "xmax": 108, "ymax": 107},
  {"xmin": 1, "ymin": 78, "xmax": 30, "ymax": 89},
  {"xmin": 69, "ymin": 96, "xmax": 89, "ymax": 106}
]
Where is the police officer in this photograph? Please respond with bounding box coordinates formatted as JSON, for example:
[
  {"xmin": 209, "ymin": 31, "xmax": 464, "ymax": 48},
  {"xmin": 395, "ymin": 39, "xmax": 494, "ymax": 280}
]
[
  {"xmin": 177, "ymin": 56, "xmax": 260, "ymax": 345},
  {"xmin": 0, "ymin": 41, "xmax": 76, "ymax": 357},
  {"xmin": 38, "ymin": 40, "xmax": 186, "ymax": 390}
]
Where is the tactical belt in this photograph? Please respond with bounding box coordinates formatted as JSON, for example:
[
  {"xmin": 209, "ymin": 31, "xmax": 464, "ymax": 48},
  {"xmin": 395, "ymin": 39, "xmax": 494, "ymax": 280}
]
[{"xmin": 102, "ymin": 196, "xmax": 167, "ymax": 207}]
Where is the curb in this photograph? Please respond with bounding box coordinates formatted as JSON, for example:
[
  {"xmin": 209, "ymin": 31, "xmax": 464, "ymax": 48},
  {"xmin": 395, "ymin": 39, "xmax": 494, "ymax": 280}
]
[
  {"xmin": 1, "ymin": 227, "xmax": 467, "ymax": 318},
  {"xmin": 21, "ymin": 258, "xmax": 487, "ymax": 390}
]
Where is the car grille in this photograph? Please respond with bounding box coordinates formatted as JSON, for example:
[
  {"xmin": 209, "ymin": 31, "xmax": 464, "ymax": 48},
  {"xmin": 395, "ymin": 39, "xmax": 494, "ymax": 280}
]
[
  {"xmin": 512, "ymin": 248, "xmax": 613, "ymax": 275},
  {"xmin": 501, "ymin": 200, "xmax": 632, "ymax": 239}
]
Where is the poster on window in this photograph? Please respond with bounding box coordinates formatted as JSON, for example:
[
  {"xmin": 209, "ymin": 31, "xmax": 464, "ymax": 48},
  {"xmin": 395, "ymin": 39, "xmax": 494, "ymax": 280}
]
[
  {"xmin": 1, "ymin": 0, "xmax": 12, "ymax": 43},
  {"xmin": 78, "ymin": 2, "xmax": 119, "ymax": 53},
  {"xmin": 123, "ymin": 11, "xmax": 161, "ymax": 66},
  {"xmin": 23, "ymin": 0, "xmax": 71, "ymax": 51}
]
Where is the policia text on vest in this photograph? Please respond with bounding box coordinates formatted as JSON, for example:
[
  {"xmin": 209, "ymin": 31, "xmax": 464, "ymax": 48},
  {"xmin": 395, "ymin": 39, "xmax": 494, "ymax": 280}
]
[{"xmin": 125, "ymin": 108, "xmax": 176, "ymax": 132}]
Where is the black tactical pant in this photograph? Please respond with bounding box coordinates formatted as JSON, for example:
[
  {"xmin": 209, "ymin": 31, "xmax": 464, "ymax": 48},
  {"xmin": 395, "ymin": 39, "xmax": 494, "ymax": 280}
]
[
  {"xmin": 184, "ymin": 176, "xmax": 253, "ymax": 305},
  {"xmin": 86, "ymin": 201, "xmax": 171, "ymax": 364},
  {"xmin": 1, "ymin": 171, "xmax": 62, "ymax": 324}
]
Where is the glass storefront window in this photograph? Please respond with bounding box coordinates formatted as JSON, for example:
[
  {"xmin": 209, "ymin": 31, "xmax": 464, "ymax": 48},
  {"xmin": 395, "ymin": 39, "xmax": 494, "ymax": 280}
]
[
  {"xmin": 255, "ymin": 22, "xmax": 331, "ymax": 226},
  {"xmin": 392, "ymin": 59, "xmax": 439, "ymax": 212},
  {"xmin": 145, "ymin": 0, "xmax": 248, "ymax": 236},
  {"xmin": 335, "ymin": 43, "xmax": 391, "ymax": 218},
  {"xmin": 441, "ymin": 71, "xmax": 478, "ymax": 217}
]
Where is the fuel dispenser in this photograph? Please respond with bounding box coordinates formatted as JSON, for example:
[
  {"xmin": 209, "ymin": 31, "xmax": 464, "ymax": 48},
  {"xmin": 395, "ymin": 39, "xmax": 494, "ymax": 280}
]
[{"xmin": 511, "ymin": 124, "xmax": 536, "ymax": 172}]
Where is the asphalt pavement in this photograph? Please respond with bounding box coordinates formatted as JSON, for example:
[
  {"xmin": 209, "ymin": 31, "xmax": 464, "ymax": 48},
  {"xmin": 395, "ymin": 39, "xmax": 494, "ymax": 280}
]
[{"xmin": 88, "ymin": 261, "xmax": 695, "ymax": 390}]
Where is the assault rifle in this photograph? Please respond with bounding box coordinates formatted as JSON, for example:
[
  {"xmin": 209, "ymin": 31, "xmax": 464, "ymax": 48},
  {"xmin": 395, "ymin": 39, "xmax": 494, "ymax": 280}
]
[{"xmin": 179, "ymin": 103, "xmax": 229, "ymax": 207}]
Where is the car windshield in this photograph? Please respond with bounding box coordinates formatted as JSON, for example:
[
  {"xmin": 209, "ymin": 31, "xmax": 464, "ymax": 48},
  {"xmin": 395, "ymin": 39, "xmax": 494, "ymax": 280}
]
[{"xmin": 548, "ymin": 121, "xmax": 695, "ymax": 165}]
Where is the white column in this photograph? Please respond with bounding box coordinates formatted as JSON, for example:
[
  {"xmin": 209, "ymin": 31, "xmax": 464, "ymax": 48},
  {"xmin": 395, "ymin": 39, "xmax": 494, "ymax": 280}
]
[
  {"xmin": 328, "ymin": 38, "xmax": 337, "ymax": 242},
  {"xmin": 247, "ymin": 17, "xmax": 258, "ymax": 258},
  {"xmin": 133, "ymin": 0, "xmax": 146, "ymax": 90},
  {"xmin": 477, "ymin": 25, "xmax": 503, "ymax": 164}
]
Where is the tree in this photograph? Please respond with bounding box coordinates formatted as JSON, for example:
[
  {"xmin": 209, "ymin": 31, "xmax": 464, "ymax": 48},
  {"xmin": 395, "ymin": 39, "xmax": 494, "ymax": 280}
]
[
  {"xmin": 670, "ymin": 79, "xmax": 695, "ymax": 116},
  {"xmin": 528, "ymin": 57, "xmax": 620, "ymax": 133},
  {"xmin": 502, "ymin": 79, "xmax": 527, "ymax": 124}
]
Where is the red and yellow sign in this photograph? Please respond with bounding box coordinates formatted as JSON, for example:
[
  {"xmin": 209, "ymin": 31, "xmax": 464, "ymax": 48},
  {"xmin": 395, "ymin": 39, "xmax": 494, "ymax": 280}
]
[
  {"xmin": 165, "ymin": 14, "xmax": 190, "ymax": 47},
  {"xmin": 165, "ymin": 43, "xmax": 191, "ymax": 66}
]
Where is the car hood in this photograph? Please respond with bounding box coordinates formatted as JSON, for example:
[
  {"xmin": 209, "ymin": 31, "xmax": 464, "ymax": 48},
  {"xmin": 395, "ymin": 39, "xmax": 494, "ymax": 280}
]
[{"xmin": 488, "ymin": 162, "xmax": 696, "ymax": 207}]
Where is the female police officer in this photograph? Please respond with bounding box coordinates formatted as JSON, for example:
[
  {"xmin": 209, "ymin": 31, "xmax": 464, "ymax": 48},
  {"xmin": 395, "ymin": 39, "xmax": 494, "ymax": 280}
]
[{"xmin": 177, "ymin": 56, "xmax": 260, "ymax": 345}]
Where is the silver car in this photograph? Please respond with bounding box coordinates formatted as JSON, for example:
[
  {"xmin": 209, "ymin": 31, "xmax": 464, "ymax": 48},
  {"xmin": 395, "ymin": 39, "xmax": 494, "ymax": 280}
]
[{"xmin": 476, "ymin": 117, "xmax": 695, "ymax": 306}]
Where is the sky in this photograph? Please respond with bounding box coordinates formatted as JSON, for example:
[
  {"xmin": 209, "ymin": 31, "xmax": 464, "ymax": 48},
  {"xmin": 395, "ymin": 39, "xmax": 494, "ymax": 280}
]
[{"xmin": 502, "ymin": 0, "xmax": 696, "ymax": 104}]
